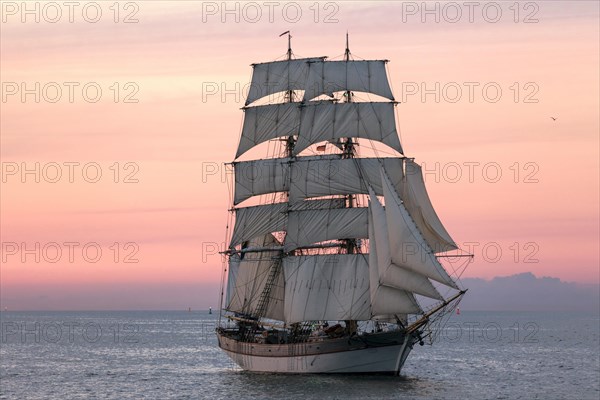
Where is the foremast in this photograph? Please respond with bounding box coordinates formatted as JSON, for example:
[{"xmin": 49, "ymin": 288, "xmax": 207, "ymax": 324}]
[{"xmin": 252, "ymin": 32, "xmax": 294, "ymax": 326}]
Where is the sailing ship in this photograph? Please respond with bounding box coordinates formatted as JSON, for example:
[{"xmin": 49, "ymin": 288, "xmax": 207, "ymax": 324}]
[{"xmin": 216, "ymin": 34, "xmax": 468, "ymax": 375}]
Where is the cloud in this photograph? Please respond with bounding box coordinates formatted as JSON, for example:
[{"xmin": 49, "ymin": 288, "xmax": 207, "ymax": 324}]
[{"xmin": 458, "ymin": 272, "xmax": 600, "ymax": 312}]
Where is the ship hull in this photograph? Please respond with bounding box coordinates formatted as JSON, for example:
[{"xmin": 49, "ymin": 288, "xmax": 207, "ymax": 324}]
[{"xmin": 217, "ymin": 330, "xmax": 415, "ymax": 374}]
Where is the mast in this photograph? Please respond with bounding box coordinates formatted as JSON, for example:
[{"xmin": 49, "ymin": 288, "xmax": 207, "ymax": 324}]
[
  {"xmin": 341, "ymin": 32, "xmax": 357, "ymax": 333},
  {"xmin": 342, "ymin": 32, "xmax": 355, "ymax": 159},
  {"xmin": 252, "ymin": 31, "xmax": 294, "ymax": 324},
  {"xmin": 342, "ymin": 32, "xmax": 357, "ymax": 255},
  {"xmin": 281, "ymin": 30, "xmax": 295, "ymax": 157}
]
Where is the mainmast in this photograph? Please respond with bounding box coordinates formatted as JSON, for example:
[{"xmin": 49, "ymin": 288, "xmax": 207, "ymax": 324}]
[
  {"xmin": 341, "ymin": 33, "xmax": 358, "ymax": 339},
  {"xmin": 342, "ymin": 32, "xmax": 357, "ymax": 255},
  {"xmin": 281, "ymin": 31, "xmax": 296, "ymax": 157},
  {"xmin": 342, "ymin": 32, "xmax": 355, "ymax": 159}
]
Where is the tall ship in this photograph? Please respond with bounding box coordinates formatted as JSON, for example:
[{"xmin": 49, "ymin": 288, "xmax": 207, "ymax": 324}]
[{"xmin": 216, "ymin": 34, "xmax": 468, "ymax": 374}]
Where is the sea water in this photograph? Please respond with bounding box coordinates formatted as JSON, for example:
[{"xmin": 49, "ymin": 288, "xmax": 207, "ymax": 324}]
[{"xmin": 1, "ymin": 311, "xmax": 598, "ymax": 399}]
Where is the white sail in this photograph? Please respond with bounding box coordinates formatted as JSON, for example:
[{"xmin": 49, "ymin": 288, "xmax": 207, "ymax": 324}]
[
  {"xmin": 367, "ymin": 222, "xmax": 422, "ymax": 316},
  {"xmin": 284, "ymin": 207, "xmax": 368, "ymax": 252},
  {"xmin": 230, "ymin": 203, "xmax": 287, "ymax": 247},
  {"xmin": 282, "ymin": 254, "xmax": 371, "ymax": 323},
  {"xmin": 226, "ymin": 234, "xmax": 284, "ymax": 320},
  {"xmin": 370, "ymin": 285, "xmax": 422, "ymax": 316},
  {"xmin": 234, "ymin": 158, "xmax": 290, "ymax": 205},
  {"xmin": 381, "ymin": 169, "xmax": 459, "ymax": 289},
  {"xmin": 230, "ymin": 199, "xmax": 346, "ymax": 247},
  {"xmin": 294, "ymin": 102, "xmax": 403, "ymax": 155},
  {"xmin": 236, "ymin": 102, "xmax": 402, "ymax": 158},
  {"xmin": 303, "ymin": 60, "xmax": 394, "ymax": 102},
  {"xmin": 236, "ymin": 103, "xmax": 301, "ymax": 158},
  {"xmin": 401, "ymin": 160, "xmax": 458, "ymax": 253},
  {"xmin": 289, "ymin": 157, "xmax": 404, "ymax": 203},
  {"xmin": 368, "ymin": 191, "xmax": 442, "ymax": 300},
  {"xmin": 246, "ymin": 57, "xmax": 326, "ymax": 106},
  {"xmin": 225, "ymin": 254, "xmax": 241, "ymax": 307},
  {"xmin": 234, "ymin": 156, "xmax": 404, "ymax": 205}
]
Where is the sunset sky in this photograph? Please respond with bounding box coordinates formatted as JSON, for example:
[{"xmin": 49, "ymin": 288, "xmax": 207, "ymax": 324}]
[{"xmin": 1, "ymin": 1, "xmax": 598, "ymax": 310}]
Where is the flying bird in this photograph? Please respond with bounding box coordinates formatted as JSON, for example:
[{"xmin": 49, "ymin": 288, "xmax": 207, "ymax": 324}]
[{"xmin": 551, "ymin": 117, "xmax": 557, "ymax": 121}]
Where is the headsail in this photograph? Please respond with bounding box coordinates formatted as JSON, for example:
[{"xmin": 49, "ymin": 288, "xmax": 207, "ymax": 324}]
[
  {"xmin": 368, "ymin": 190, "xmax": 443, "ymax": 300},
  {"xmin": 400, "ymin": 160, "xmax": 458, "ymax": 253},
  {"xmin": 381, "ymin": 169, "xmax": 459, "ymax": 289},
  {"xmin": 368, "ymin": 202, "xmax": 425, "ymax": 316}
]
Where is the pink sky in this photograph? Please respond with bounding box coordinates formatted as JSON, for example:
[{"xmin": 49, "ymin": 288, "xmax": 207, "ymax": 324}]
[{"xmin": 1, "ymin": 1, "xmax": 598, "ymax": 310}]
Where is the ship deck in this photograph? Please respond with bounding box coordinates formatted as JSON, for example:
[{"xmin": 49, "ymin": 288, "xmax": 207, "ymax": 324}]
[{"xmin": 217, "ymin": 328, "xmax": 408, "ymax": 358}]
